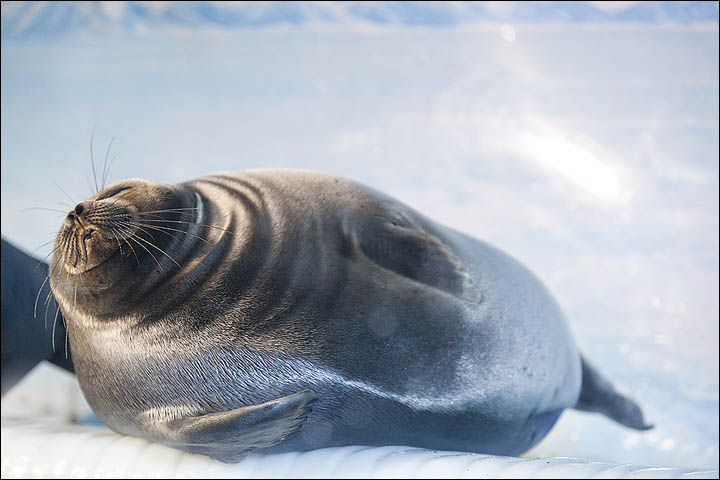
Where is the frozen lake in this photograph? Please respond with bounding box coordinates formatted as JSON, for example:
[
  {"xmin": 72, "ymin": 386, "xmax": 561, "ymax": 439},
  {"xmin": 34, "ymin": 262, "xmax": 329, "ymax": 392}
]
[{"xmin": 1, "ymin": 6, "xmax": 718, "ymax": 472}]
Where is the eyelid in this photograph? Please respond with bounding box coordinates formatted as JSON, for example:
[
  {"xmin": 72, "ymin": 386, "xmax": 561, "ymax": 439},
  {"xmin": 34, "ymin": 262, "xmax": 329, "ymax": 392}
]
[{"xmin": 98, "ymin": 186, "xmax": 131, "ymax": 200}]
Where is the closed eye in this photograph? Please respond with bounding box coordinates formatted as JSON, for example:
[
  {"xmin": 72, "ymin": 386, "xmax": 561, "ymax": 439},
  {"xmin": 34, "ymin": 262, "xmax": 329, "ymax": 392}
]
[{"xmin": 97, "ymin": 186, "xmax": 132, "ymax": 200}]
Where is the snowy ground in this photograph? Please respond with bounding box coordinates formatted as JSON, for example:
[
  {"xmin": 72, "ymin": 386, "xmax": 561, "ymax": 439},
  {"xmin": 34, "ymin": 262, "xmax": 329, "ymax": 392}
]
[{"xmin": 1, "ymin": 6, "xmax": 718, "ymax": 472}]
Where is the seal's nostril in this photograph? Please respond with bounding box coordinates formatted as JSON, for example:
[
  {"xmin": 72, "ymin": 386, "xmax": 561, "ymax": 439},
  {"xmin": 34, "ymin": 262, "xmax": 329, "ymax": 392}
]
[
  {"xmin": 67, "ymin": 212, "xmax": 76, "ymax": 221},
  {"xmin": 74, "ymin": 203, "xmax": 85, "ymax": 216}
]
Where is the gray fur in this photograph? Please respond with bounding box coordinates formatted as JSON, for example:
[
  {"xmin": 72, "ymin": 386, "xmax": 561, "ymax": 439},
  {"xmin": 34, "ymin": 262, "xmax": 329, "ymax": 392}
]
[{"xmin": 41, "ymin": 169, "xmax": 651, "ymax": 462}]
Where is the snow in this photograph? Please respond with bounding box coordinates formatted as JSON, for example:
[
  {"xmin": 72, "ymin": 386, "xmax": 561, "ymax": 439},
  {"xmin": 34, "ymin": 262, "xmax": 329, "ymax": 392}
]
[{"xmin": 1, "ymin": 1, "xmax": 718, "ymax": 472}]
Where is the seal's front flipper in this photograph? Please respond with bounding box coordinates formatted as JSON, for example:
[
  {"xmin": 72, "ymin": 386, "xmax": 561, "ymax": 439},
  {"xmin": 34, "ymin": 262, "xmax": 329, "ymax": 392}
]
[
  {"xmin": 163, "ymin": 389, "xmax": 316, "ymax": 463},
  {"xmin": 355, "ymin": 216, "xmax": 473, "ymax": 300},
  {"xmin": 574, "ymin": 357, "xmax": 653, "ymax": 430}
]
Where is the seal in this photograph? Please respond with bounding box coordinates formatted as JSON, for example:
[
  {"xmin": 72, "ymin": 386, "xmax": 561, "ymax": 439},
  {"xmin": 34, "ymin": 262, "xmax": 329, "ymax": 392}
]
[
  {"xmin": 43, "ymin": 169, "xmax": 651, "ymax": 462},
  {"xmin": 1, "ymin": 238, "xmax": 73, "ymax": 396}
]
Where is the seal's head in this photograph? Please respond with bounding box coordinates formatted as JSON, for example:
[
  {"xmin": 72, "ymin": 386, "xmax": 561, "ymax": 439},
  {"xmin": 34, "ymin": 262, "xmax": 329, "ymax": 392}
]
[
  {"xmin": 58, "ymin": 183, "xmax": 136, "ymax": 275},
  {"xmin": 50, "ymin": 178, "xmax": 198, "ymax": 317}
]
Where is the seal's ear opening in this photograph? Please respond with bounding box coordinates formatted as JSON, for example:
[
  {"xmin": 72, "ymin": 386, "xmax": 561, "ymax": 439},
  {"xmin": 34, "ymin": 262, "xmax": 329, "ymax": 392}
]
[
  {"xmin": 574, "ymin": 356, "xmax": 653, "ymax": 430},
  {"xmin": 163, "ymin": 389, "xmax": 317, "ymax": 463}
]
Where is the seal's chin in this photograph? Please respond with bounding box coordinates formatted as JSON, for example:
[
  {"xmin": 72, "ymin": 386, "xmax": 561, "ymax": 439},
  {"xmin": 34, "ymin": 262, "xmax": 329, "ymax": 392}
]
[
  {"xmin": 63, "ymin": 234, "xmax": 122, "ymax": 275},
  {"xmin": 81, "ymin": 244, "xmax": 121, "ymax": 273}
]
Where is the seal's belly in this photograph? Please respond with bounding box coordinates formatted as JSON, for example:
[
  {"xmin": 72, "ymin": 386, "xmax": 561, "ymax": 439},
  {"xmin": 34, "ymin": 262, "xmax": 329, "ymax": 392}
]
[{"xmin": 313, "ymin": 224, "xmax": 581, "ymax": 420}]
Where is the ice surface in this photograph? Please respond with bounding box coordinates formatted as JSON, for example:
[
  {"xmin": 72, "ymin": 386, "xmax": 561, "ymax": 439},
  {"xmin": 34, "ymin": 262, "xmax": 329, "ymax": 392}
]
[{"xmin": 1, "ymin": 2, "xmax": 718, "ymax": 472}]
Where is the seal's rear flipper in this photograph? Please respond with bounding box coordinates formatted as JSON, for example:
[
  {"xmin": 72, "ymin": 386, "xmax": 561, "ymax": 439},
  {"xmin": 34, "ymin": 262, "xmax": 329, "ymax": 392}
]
[
  {"xmin": 163, "ymin": 389, "xmax": 316, "ymax": 462},
  {"xmin": 574, "ymin": 357, "xmax": 653, "ymax": 430}
]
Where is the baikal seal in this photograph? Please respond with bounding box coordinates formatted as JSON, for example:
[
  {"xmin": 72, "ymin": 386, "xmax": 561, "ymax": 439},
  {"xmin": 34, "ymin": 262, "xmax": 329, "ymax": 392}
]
[{"xmin": 44, "ymin": 169, "xmax": 651, "ymax": 462}]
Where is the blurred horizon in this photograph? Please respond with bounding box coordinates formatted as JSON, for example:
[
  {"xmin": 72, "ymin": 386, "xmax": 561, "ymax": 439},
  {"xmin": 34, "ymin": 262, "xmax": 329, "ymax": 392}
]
[{"xmin": 2, "ymin": 1, "xmax": 719, "ymax": 41}]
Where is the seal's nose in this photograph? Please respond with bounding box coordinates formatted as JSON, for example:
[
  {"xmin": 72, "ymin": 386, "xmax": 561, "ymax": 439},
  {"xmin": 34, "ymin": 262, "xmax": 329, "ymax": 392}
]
[{"xmin": 67, "ymin": 202, "xmax": 90, "ymax": 222}]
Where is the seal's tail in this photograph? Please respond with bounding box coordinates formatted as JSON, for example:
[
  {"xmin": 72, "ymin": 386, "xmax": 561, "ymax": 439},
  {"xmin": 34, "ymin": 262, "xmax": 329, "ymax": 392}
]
[{"xmin": 574, "ymin": 356, "xmax": 653, "ymax": 430}]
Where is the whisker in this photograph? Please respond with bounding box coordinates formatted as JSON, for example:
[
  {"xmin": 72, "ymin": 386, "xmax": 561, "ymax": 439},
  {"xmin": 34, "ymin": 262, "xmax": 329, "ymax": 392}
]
[
  {"xmin": 130, "ymin": 233, "xmax": 182, "ymax": 269},
  {"xmin": 34, "ymin": 233, "xmax": 67, "ymax": 273},
  {"xmin": 50, "ymin": 264, "xmax": 70, "ymax": 352},
  {"xmin": 34, "ymin": 274, "xmax": 50, "ymax": 321},
  {"xmin": 128, "ymin": 222, "xmax": 158, "ymax": 244},
  {"xmin": 134, "ymin": 217, "xmax": 234, "ymax": 235},
  {"xmin": 84, "ymin": 205, "xmax": 126, "ymax": 217},
  {"xmin": 127, "ymin": 221, "xmax": 210, "ymax": 244},
  {"xmin": 73, "ymin": 264, "xmax": 89, "ymax": 317},
  {"xmin": 101, "ymin": 137, "xmax": 115, "ymax": 191},
  {"xmin": 21, "ymin": 206, "xmax": 67, "ymax": 214},
  {"xmin": 86, "ymin": 175, "xmax": 96, "ymax": 196},
  {"xmin": 42, "ymin": 252, "xmax": 64, "ymax": 321},
  {"xmin": 46, "ymin": 241, "xmax": 65, "ymax": 286},
  {"xmin": 135, "ymin": 210, "xmax": 199, "ymax": 221},
  {"xmin": 44, "ymin": 289, "xmax": 53, "ymax": 332},
  {"xmin": 105, "ymin": 155, "xmax": 117, "ymax": 188},
  {"xmin": 124, "ymin": 221, "xmax": 182, "ymax": 244},
  {"xmin": 127, "ymin": 235, "xmax": 163, "ymax": 272},
  {"xmin": 138, "ymin": 207, "xmax": 199, "ymax": 213},
  {"xmin": 51, "ymin": 302, "xmax": 61, "ymax": 355},
  {"xmin": 45, "ymin": 243, "xmax": 69, "ymax": 329},
  {"xmin": 53, "ymin": 181, "xmax": 77, "ymax": 206},
  {"xmin": 122, "ymin": 221, "xmax": 188, "ymax": 270},
  {"xmin": 107, "ymin": 224, "xmax": 140, "ymax": 266},
  {"xmin": 30, "ymin": 239, "xmax": 60, "ymax": 257},
  {"xmin": 90, "ymin": 126, "xmax": 99, "ymax": 194}
]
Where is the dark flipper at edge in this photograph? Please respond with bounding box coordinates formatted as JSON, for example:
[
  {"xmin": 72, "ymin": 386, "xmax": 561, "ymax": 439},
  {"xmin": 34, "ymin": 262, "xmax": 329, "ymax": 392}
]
[
  {"xmin": 574, "ymin": 356, "xmax": 653, "ymax": 430},
  {"xmin": 1, "ymin": 237, "xmax": 74, "ymax": 397}
]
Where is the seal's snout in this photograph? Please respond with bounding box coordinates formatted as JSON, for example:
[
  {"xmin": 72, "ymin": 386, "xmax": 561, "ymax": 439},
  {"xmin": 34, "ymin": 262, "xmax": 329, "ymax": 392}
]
[
  {"xmin": 66, "ymin": 202, "xmax": 92, "ymax": 223},
  {"xmin": 56, "ymin": 198, "xmax": 134, "ymax": 274}
]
